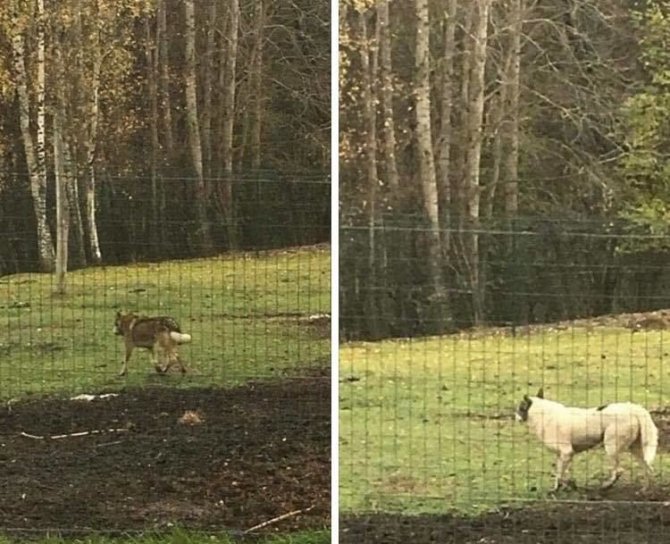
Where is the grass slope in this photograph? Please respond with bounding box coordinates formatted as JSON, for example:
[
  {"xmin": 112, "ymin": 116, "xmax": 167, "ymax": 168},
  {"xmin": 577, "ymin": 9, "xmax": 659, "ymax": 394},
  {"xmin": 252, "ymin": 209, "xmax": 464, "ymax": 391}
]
[
  {"xmin": 0, "ymin": 245, "xmax": 330, "ymax": 399},
  {"xmin": 340, "ymin": 325, "xmax": 670, "ymax": 514}
]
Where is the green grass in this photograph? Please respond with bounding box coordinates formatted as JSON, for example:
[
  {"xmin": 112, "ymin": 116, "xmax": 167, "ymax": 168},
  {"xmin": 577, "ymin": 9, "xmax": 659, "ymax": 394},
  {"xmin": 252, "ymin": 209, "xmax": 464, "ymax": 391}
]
[
  {"xmin": 340, "ymin": 326, "xmax": 670, "ymax": 515},
  {"xmin": 0, "ymin": 528, "xmax": 330, "ymax": 544},
  {"xmin": 0, "ymin": 245, "xmax": 330, "ymax": 399}
]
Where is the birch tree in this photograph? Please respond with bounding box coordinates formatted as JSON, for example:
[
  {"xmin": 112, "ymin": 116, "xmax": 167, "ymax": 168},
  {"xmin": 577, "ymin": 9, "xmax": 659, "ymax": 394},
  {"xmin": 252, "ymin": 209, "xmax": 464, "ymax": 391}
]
[
  {"xmin": 461, "ymin": 0, "xmax": 490, "ymax": 322},
  {"xmin": 377, "ymin": 0, "xmax": 399, "ymax": 196},
  {"xmin": 201, "ymin": 0, "xmax": 217, "ymax": 178},
  {"xmin": 356, "ymin": 8, "xmax": 378, "ymax": 219},
  {"xmin": 145, "ymin": 12, "xmax": 161, "ymax": 249},
  {"xmin": 502, "ymin": 0, "xmax": 522, "ymax": 216},
  {"xmin": 436, "ymin": 0, "xmax": 458, "ymax": 239},
  {"xmin": 10, "ymin": 0, "xmax": 54, "ymax": 272},
  {"xmin": 415, "ymin": 0, "xmax": 443, "ymax": 295},
  {"xmin": 157, "ymin": 0, "xmax": 173, "ymax": 157},
  {"xmin": 219, "ymin": 0, "xmax": 240, "ymax": 248},
  {"xmin": 53, "ymin": 110, "xmax": 69, "ymax": 295},
  {"xmin": 82, "ymin": 0, "xmax": 103, "ymax": 264},
  {"xmin": 184, "ymin": 0, "xmax": 212, "ymax": 251}
]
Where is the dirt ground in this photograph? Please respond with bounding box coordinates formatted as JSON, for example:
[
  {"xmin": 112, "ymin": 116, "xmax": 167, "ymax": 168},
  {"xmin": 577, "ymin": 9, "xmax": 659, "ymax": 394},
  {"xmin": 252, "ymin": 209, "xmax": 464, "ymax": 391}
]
[
  {"xmin": 341, "ymin": 492, "xmax": 670, "ymax": 544},
  {"xmin": 0, "ymin": 374, "xmax": 330, "ymax": 537}
]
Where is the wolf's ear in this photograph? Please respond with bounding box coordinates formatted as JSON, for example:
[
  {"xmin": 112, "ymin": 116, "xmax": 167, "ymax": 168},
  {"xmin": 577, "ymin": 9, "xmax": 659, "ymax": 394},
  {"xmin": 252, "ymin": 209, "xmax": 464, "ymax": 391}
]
[
  {"xmin": 537, "ymin": 387, "xmax": 544, "ymax": 399},
  {"xmin": 523, "ymin": 394, "xmax": 530, "ymax": 403}
]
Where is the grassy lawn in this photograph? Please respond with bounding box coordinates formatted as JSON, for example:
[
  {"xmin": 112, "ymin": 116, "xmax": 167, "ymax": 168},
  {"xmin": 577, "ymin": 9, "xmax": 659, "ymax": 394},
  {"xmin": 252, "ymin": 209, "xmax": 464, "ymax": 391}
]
[
  {"xmin": 340, "ymin": 326, "xmax": 670, "ymax": 514},
  {"xmin": 0, "ymin": 245, "xmax": 330, "ymax": 399},
  {"xmin": 0, "ymin": 529, "xmax": 330, "ymax": 544}
]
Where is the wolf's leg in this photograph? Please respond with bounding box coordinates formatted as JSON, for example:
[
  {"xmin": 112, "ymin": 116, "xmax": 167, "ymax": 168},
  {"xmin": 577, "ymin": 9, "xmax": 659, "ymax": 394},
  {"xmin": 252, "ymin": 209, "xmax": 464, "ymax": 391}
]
[
  {"xmin": 160, "ymin": 341, "xmax": 177, "ymax": 374},
  {"xmin": 120, "ymin": 342, "xmax": 134, "ymax": 376},
  {"xmin": 152, "ymin": 344, "xmax": 166, "ymax": 373},
  {"xmin": 602, "ymin": 433, "xmax": 623, "ymax": 489},
  {"xmin": 177, "ymin": 353, "xmax": 187, "ymax": 374},
  {"xmin": 552, "ymin": 450, "xmax": 573, "ymax": 491},
  {"xmin": 601, "ymin": 457, "xmax": 622, "ymax": 489},
  {"xmin": 153, "ymin": 334, "xmax": 176, "ymax": 373},
  {"xmin": 631, "ymin": 445, "xmax": 654, "ymax": 491},
  {"xmin": 562, "ymin": 455, "xmax": 576, "ymax": 489}
]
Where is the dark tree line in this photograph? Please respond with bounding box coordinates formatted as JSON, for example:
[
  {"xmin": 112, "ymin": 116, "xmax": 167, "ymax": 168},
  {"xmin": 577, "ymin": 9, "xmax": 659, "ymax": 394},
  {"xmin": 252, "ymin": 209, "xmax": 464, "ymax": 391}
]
[
  {"xmin": 0, "ymin": 0, "xmax": 330, "ymax": 278},
  {"xmin": 340, "ymin": 0, "xmax": 670, "ymax": 340}
]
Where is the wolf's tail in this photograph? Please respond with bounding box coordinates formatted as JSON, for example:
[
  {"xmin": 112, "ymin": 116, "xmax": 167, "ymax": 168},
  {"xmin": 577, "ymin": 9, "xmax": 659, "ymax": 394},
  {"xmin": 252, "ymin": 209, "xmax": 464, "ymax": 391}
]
[
  {"xmin": 170, "ymin": 331, "xmax": 192, "ymax": 344},
  {"xmin": 635, "ymin": 406, "xmax": 659, "ymax": 467}
]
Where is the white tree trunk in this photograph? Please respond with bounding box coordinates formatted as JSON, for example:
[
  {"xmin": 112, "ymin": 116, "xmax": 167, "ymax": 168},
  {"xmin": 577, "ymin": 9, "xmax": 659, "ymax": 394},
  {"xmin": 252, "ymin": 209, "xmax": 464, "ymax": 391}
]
[
  {"xmin": 357, "ymin": 9, "xmax": 378, "ymax": 206},
  {"xmin": 219, "ymin": 0, "xmax": 240, "ymax": 248},
  {"xmin": 503, "ymin": 0, "xmax": 522, "ymax": 216},
  {"xmin": 221, "ymin": 0, "xmax": 239, "ymax": 178},
  {"xmin": 462, "ymin": 0, "xmax": 491, "ymax": 323},
  {"xmin": 202, "ymin": 0, "xmax": 217, "ymax": 178},
  {"xmin": 54, "ymin": 113, "xmax": 69, "ymax": 295},
  {"xmin": 84, "ymin": 2, "xmax": 103, "ymax": 264},
  {"xmin": 11, "ymin": 1, "xmax": 54, "ymax": 271},
  {"xmin": 415, "ymin": 0, "xmax": 444, "ymax": 296},
  {"xmin": 455, "ymin": 4, "xmax": 475, "ymax": 210},
  {"xmin": 146, "ymin": 15, "xmax": 161, "ymax": 250},
  {"xmin": 415, "ymin": 0, "xmax": 438, "ymax": 230},
  {"xmin": 250, "ymin": 0, "xmax": 264, "ymax": 171},
  {"xmin": 437, "ymin": 0, "xmax": 458, "ymax": 240},
  {"xmin": 377, "ymin": 0, "xmax": 399, "ymax": 195},
  {"xmin": 158, "ymin": 0, "xmax": 173, "ymax": 156},
  {"xmin": 184, "ymin": 0, "xmax": 212, "ymax": 250}
]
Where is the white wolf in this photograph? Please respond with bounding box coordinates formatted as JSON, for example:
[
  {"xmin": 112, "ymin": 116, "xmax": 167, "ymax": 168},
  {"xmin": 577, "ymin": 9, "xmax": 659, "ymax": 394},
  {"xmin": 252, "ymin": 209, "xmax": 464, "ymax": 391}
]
[{"xmin": 516, "ymin": 388, "xmax": 658, "ymax": 491}]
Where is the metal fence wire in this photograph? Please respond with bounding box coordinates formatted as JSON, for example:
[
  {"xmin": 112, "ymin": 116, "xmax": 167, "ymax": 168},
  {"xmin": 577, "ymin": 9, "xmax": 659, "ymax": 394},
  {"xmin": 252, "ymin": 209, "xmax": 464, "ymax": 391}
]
[
  {"xmin": 0, "ymin": 175, "xmax": 331, "ymax": 538},
  {"xmin": 339, "ymin": 217, "xmax": 670, "ymax": 544}
]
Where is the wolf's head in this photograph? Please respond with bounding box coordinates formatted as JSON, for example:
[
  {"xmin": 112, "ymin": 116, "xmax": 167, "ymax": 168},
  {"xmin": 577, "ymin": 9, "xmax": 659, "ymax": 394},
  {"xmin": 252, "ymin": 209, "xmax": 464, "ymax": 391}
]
[
  {"xmin": 113, "ymin": 311, "xmax": 137, "ymax": 336},
  {"xmin": 516, "ymin": 387, "xmax": 543, "ymax": 422}
]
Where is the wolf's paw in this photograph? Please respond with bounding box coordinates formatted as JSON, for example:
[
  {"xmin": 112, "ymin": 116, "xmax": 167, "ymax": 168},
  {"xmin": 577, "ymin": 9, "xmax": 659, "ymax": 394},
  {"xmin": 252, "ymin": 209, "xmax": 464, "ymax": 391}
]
[{"xmin": 564, "ymin": 479, "xmax": 577, "ymax": 490}]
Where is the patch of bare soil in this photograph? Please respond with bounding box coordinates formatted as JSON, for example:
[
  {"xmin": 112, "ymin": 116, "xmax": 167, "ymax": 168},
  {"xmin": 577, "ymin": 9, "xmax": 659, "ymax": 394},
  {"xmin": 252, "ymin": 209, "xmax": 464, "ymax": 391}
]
[
  {"xmin": 341, "ymin": 491, "xmax": 670, "ymax": 544},
  {"xmin": 0, "ymin": 376, "xmax": 330, "ymax": 537},
  {"xmin": 455, "ymin": 309, "xmax": 670, "ymax": 339}
]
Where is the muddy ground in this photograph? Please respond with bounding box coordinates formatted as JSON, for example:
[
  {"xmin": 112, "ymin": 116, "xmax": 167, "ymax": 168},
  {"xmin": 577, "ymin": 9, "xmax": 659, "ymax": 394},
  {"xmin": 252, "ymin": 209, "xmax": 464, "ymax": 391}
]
[
  {"xmin": 341, "ymin": 495, "xmax": 670, "ymax": 544},
  {"xmin": 0, "ymin": 374, "xmax": 330, "ymax": 537}
]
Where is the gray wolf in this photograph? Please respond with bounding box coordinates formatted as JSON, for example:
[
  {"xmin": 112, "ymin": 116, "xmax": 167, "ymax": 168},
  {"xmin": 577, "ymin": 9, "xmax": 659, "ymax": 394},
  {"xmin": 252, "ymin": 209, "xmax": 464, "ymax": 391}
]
[
  {"xmin": 113, "ymin": 311, "xmax": 191, "ymax": 376},
  {"xmin": 516, "ymin": 388, "xmax": 658, "ymax": 491}
]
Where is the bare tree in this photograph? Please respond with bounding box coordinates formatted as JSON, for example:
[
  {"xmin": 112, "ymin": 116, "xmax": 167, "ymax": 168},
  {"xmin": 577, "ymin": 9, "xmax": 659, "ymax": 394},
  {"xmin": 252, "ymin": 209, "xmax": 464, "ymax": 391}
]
[
  {"xmin": 503, "ymin": 0, "xmax": 522, "ymax": 216},
  {"xmin": 356, "ymin": 8, "xmax": 378, "ymax": 216},
  {"xmin": 250, "ymin": 0, "xmax": 265, "ymax": 171},
  {"xmin": 461, "ymin": 0, "xmax": 491, "ymax": 322},
  {"xmin": 82, "ymin": 0, "xmax": 103, "ymax": 264},
  {"xmin": 415, "ymin": 0, "xmax": 444, "ymax": 296},
  {"xmin": 201, "ymin": 0, "xmax": 217, "ymax": 178},
  {"xmin": 355, "ymin": 6, "xmax": 382, "ymax": 334},
  {"xmin": 436, "ymin": 0, "xmax": 458, "ymax": 242},
  {"xmin": 157, "ymin": 0, "xmax": 173, "ymax": 157},
  {"xmin": 376, "ymin": 0, "xmax": 399, "ymax": 196},
  {"xmin": 10, "ymin": 0, "xmax": 54, "ymax": 271},
  {"xmin": 53, "ymin": 110, "xmax": 69, "ymax": 295},
  {"xmin": 184, "ymin": 0, "xmax": 212, "ymax": 251},
  {"xmin": 219, "ymin": 0, "xmax": 240, "ymax": 248},
  {"xmin": 145, "ymin": 11, "xmax": 161, "ymax": 250}
]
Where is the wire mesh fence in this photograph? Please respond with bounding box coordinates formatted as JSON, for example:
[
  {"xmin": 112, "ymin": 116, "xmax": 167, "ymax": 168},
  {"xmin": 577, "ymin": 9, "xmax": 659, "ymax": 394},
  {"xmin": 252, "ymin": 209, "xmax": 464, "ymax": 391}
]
[
  {"xmin": 0, "ymin": 175, "xmax": 331, "ymax": 537},
  {"xmin": 339, "ymin": 216, "xmax": 670, "ymax": 544}
]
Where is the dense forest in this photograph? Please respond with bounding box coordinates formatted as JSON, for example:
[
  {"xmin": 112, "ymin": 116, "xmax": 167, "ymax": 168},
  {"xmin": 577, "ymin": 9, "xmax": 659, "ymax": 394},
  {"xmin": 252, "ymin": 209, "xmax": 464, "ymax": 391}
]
[
  {"xmin": 0, "ymin": 0, "xmax": 330, "ymax": 278},
  {"xmin": 340, "ymin": 0, "xmax": 670, "ymax": 339}
]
